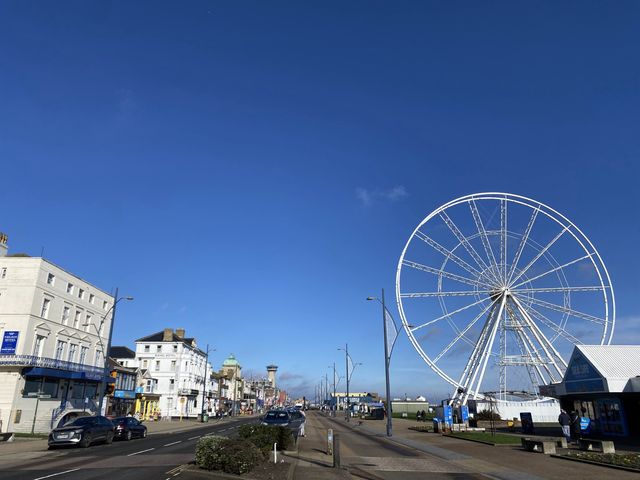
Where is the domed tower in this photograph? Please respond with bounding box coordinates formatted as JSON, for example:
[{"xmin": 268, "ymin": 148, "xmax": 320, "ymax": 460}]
[
  {"xmin": 266, "ymin": 364, "xmax": 278, "ymax": 389},
  {"xmin": 222, "ymin": 354, "xmax": 241, "ymax": 380}
]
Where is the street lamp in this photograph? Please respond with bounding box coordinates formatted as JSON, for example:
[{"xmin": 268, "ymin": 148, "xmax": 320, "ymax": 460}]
[
  {"xmin": 201, "ymin": 345, "xmax": 215, "ymax": 422},
  {"xmin": 83, "ymin": 288, "xmax": 133, "ymax": 415},
  {"xmin": 367, "ymin": 288, "xmax": 397, "ymax": 437},
  {"xmin": 338, "ymin": 345, "xmax": 361, "ymax": 422}
]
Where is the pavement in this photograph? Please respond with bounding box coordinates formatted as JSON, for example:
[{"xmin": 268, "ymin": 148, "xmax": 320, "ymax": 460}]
[{"xmin": 285, "ymin": 412, "xmax": 640, "ymax": 480}]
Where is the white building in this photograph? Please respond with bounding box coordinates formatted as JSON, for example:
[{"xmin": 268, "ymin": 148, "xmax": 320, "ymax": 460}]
[
  {"xmin": 0, "ymin": 234, "xmax": 115, "ymax": 433},
  {"xmin": 133, "ymin": 329, "xmax": 215, "ymax": 419}
]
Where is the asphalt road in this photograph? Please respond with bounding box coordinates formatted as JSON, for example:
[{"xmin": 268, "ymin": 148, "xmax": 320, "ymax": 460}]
[{"xmin": 0, "ymin": 417, "xmax": 258, "ymax": 480}]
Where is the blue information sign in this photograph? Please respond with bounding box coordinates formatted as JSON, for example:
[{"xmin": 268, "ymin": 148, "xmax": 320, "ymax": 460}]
[
  {"xmin": 1, "ymin": 331, "xmax": 19, "ymax": 354},
  {"xmin": 443, "ymin": 405, "xmax": 453, "ymax": 425},
  {"xmin": 461, "ymin": 405, "xmax": 469, "ymax": 423}
]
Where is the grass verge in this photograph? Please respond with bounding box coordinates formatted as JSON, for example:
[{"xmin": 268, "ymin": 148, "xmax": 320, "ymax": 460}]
[{"xmin": 448, "ymin": 431, "xmax": 521, "ymax": 445}]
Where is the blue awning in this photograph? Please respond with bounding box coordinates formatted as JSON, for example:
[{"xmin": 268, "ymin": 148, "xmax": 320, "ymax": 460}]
[{"xmin": 23, "ymin": 367, "xmax": 105, "ymax": 382}]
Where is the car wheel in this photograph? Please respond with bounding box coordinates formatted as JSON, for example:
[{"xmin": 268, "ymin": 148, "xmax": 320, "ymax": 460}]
[
  {"xmin": 80, "ymin": 434, "xmax": 91, "ymax": 448},
  {"xmin": 105, "ymin": 432, "xmax": 114, "ymax": 444},
  {"xmin": 125, "ymin": 430, "xmax": 132, "ymax": 441},
  {"xmin": 48, "ymin": 445, "xmax": 57, "ymax": 450}
]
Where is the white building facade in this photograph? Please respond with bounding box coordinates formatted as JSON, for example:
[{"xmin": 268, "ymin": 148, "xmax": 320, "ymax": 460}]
[
  {"xmin": 0, "ymin": 235, "xmax": 115, "ymax": 433},
  {"xmin": 133, "ymin": 329, "xmax": 215, "ymax": 419}
]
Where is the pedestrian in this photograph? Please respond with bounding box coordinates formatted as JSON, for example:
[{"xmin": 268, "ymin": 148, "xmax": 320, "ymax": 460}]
[
  {"xmin": 570, "ymin": 410, "xmax": 581, "ymax": 444},
  {"xmin": 416, "ymin": 410, "xmax": 422, "ymax": 422},
  {"xmin": 558, "ymin": 409, "xmax": 571, "ymax": 443}
]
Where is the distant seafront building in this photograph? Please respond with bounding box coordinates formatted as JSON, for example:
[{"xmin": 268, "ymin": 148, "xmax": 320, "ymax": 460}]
[{"xmin": 0, "ymin": 233, "xmax": 115, "ymax": 433}]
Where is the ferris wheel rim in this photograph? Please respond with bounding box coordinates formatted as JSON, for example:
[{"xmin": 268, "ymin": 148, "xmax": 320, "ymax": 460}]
[{"xmin": 395, "ymin": 192, "xmax": 616, "ymax": 394}]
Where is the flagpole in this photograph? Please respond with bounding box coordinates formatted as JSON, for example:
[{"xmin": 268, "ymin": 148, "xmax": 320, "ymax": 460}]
[{"xmin": 381, "ymin": 288, "xmax": 393, "ymax": 436}]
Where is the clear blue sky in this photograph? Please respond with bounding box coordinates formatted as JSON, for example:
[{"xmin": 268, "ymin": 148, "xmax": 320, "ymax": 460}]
[{"xmin": 2, "ymin": 1, "xmax": 639, "ymax": 402}]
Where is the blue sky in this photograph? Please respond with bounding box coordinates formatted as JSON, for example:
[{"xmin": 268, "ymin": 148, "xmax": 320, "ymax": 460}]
[{"xmin": 1, "ymin": 1, "xmax": 639, "ymax": 402}]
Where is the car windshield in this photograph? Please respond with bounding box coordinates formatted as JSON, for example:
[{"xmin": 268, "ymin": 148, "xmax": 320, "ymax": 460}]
[
  {"xmin": 265, "ymin": 412, "xmax": 288, "ymax": 420},
  {"xmin": 67, "ymin": 416, "xmax": 97, "ymax": 426}
]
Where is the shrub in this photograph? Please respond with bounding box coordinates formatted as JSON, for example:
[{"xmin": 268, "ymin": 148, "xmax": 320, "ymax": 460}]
[
  {"xmin": 476, "ymin": 409, "xmax": 501, "ymax": 421},
  {"xmin": 238, "ymin": 424, "xmax": 293, "ymax": 454},
  {"xmin": 195, "ymin": 435, "xmax": 226, "ymax": 470},
  {"xmin": 196, "ymin": 436, "xmax": 263, "ymax": 475}
]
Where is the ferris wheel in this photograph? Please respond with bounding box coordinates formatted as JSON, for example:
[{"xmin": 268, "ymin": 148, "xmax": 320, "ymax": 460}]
[{"xmin": 395, "ymin": 193, "xmax": 615, "ymax": 405}]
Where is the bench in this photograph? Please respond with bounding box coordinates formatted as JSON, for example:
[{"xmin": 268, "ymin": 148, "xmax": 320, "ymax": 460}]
[
  {"xmin": 521, "ymin": 437, "xmax": 557, "ymax": 454},
  {"xmin": 578, "ymin": 438, "xmax": 615, "ymax": 454}
]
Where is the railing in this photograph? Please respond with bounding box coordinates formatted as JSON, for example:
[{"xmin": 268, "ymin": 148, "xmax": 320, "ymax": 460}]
[{"xmin": 0, "ymin": 355, "xmax": 104, "ymax": 375}]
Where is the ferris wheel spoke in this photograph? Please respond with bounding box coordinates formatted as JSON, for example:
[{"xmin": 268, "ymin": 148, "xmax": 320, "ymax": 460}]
[
  {"xmin": 511, "ymin": 253, "xmax": 595, "ymax": 289},
  {"xmin": 439, "ymin": 211, "xmax": 500, "ymax": 284},
  {"xmin": 525, "ymin": 296, "xmax": 605, "ymax": 325},
  {"xmin": 401, "ymin": 290, "xmax": 490, "ymax": 298},
  {"xmin": 410, "ymin": 296, "xmax": 491, "ymax": 332},
  {"xmin": 500, "ymin": 198, "xmax": 507, "ymax": 280},
  {"xmin": 402, "ymin": 259, "xmax": 485, "ymax": 288},
  {"xmin": 526, "ymin": 304, "xmax": 583, "ymax": 345},
  {"xmin": 512, "ymin": 286, "xmax": 605, "ymax": 294},
  {"xmin": 433, "ymin": 301, "xmax": 495, "ymax": 364},
  {"xmin": 509, "ymin": 225, "xmax": 570, "ymax": 286},
  {"xmin": 469, "ymin": 200, "xmax": 499, "ymax": 278},
  {"xmin": 414, "ymin": 230, "xmax": 484, "ymax": 279},
  {"xmin": 507, "ymin": 207, "xmax": 539, "ymax": 284}
]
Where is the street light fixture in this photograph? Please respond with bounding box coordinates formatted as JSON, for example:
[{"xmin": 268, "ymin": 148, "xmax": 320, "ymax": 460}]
[
  {"xmin": 338, "ymin": 345, "xmax": 362, "ymax": 422},
  {"xmin": 367, "ymin": 288, "xmax": 398, "ymax": 437},
  {"xmin": 83, "ymin": 288, "xmax": 133, "ymax": 415}
]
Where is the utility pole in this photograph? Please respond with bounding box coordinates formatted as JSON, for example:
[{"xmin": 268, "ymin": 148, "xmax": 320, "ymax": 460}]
[
  {"xmin": 200, "ymin": 344, "xmax": 209, "ymax": 422},
  {"xmin": 332, "ymin": 362, "xmax": 337, "ymax": 417},
  {"xmin": 345, "ymin": 343, "xmax": 350, "ymax": 422}
]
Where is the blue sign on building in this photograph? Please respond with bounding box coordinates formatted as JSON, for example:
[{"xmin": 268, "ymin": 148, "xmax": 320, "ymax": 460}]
[{"xmin": 1, "ymin": 331, "xmax": 19, "ymax": 354}]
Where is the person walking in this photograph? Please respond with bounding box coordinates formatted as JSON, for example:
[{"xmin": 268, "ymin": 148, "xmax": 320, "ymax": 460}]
[
  {"xmin": 570, "ymin": 410, "xmax": 581, "ymax": 444},
  {"xmin": 558, "ymin": 409, "xmax": 571, "ymax": 443}
]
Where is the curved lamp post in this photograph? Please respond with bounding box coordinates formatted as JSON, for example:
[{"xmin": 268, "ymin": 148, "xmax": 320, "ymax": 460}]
[{"xmin": 83, "ymin": 288, "xmax": 133, "ymax": 415}]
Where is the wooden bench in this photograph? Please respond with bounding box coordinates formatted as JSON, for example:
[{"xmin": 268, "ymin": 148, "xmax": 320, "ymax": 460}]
[
  {"xmin": 578, "ymin": 438, "xmax": 615, "ymax": 454},
  {"xmin": 521, "ymin": 437, "xmax": 557, "ymax": 454}
]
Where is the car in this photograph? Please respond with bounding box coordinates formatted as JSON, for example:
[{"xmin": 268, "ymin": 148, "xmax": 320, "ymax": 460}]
[
  {"xmin": 111, "ymin": 416, "xmax": 147, "ymax": 440},
  {"xmin": 261, "ymin": 410, "xmax": 291, "ymax": 427},
  {"xmin": 48, "ymin": 415, "xmax": 114, "ymax": 449}
]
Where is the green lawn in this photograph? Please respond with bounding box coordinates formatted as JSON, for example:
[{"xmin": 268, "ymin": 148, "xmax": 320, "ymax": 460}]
[{"xmin": 449, "ymin": 431, "xmax": 521, "ymax": 445}]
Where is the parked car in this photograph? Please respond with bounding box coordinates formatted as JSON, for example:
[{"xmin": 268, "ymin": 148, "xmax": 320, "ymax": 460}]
[
  {"xmin": 48, "ymin": 415, "xmax": 114, "ymax": 449},
  {"xmin": 111, "ymin": 416, "xmax": 147, "ymax": 440},
  {"xmin": 261, "ymin": 410, "xmax": 291, "ymax": 427}
]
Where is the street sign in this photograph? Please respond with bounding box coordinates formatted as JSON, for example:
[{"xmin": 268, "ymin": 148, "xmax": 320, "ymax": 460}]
[{"xmin": 1, "ymin": 331, "xmax": 19, "ymax": 354}]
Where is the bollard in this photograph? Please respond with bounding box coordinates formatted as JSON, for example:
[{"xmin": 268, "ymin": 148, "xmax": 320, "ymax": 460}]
[
  {"xmin": 273, "ymin": 442, "xmax": 277, "ymax": 463},
  {"xmin": 333, "ymin": 433, "xmax": 341, "ymax": 468},
  {"xmin": 327, "ymin": 429, "xmax": 333, "ymax": 455}
]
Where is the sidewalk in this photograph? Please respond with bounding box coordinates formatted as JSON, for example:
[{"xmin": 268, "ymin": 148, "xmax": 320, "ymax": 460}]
[{"xmin": 297, "ymin": 413, "xmax": 640, "ymax": 480}]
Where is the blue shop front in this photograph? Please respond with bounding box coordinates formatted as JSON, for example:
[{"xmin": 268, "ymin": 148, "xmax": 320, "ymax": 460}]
[{"xmin": 540, "ymin": 345, "xmax": 640, "ymax": 438}]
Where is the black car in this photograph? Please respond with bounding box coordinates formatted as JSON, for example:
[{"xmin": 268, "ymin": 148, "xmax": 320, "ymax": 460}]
[
  {"xmin": 112, "ymin": 416, "xmax": 147, "ymax": 440},
  {"xmin": 261, "ymin": 410, "xmax": 290, "ymax": 426},
  {"xmin": 48, "ymin": 415, "xmax": 114, "ymax": 448}
]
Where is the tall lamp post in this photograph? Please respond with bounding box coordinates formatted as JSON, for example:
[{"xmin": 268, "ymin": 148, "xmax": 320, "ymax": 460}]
[
  {"xmin": 338, "ymin": 345, "xmax": 361, "ymax": 422},
  {"xmin": 367, "ymin": 288, "xmax": 399, "ymax": 437},
  {"xmin": 84, "ymin": 288, "xmax": 134, "ymax": 416},
  {"xmin": 200, "ymin": 345, "xmax": 215, "ymax": 422}
]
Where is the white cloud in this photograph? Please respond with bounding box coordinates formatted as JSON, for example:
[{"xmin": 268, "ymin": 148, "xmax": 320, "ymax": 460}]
[{"xmin": 356, "ymin": 185, "xmax": 409, "ymax": 207}]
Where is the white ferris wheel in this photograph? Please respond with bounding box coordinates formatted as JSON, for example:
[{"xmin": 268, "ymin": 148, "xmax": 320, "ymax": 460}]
[{"xmin": 395, "ymin": 193, "xmax": 615, "ymax": 405}]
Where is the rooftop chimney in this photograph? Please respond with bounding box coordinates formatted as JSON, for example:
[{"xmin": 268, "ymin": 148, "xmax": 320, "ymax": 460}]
[
  {"xmin": 0, "ymin": 232, "xmax": 7, "ymax": 257},
  {"xmin": 163, "ymin": 328, "xmax": 173, "ymax": 342},
  {"xmin": 175, "ymin": 328, "xmax": 185, "ymax": 338}
]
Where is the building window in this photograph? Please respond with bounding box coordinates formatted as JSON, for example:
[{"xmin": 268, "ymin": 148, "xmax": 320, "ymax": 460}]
[
  {"xmin": 95, "ymin": 350, "xmax": 102, "ymax": 366},
  {"xmin": 41, "ymin": 298, "xmax": 51, "ymax": 318},
  {"xmin": 144, "ymin": 345, "xmax": 150, "ymax": 353},
  {"xmin": 68, "ymin": 343, "xmax": 77, "ymax": 363},
  {"xmin": 103, "ymin": 300, "xmax": 108, "ymax": 310},
  {"xmin": 173, "ymin": 344, "xmax": 178, "ymax": 353},
  {"xmin": 33, "ymin": 335, "xmax": 45, "ymax": 357},
  {"xmin": 156, "ymin": 345, "xmax": 162, "ymax": 352},
  {"xmin": 67, "ymin": 283, "xmax": 74, "ymax": 294},
  {"xmin": 171, "ymin": 360, "xmax": 176, "ymax": 371},
  {"xmin": 62, "ymin": 306, "xmax": 70, "ymax": 325},
  {"xmin": 1, "ymin": 267, "xmax": 6, "ymax": 279},
  {"xmin": 169, "ymin": 379, "xmax": 175, "ymax": 391},
  {"xmin": 74, "ymin": 310, "xmax": 81, "ymax": 329},
  {"xmin": 47, "ymin": 273, "xmax": 55, "ymax": 285},
  {"xmin": 89, "ymin": 293, "xmax": 95, "ymax": 304},
  {"xmin": 55, "ymin": 340, "xmax": 66, "ymax": 360},
  {"xmin": 79, "ymin": 346, "xmax": 88, "ymax": 364},
  {"xmin": 78, "ymin": 288, "xmax": 85, "ymax": 300},
  {"xmin": 85, "ymin": 314, "xmax": 92, "ymax": 332},
  {"xmin": 155, "ymin": 360, "xmax": 160, "ymax": 371},
  {"xmin": 142, "ymin": 359, "xmax": 148, "ymax": 368}
]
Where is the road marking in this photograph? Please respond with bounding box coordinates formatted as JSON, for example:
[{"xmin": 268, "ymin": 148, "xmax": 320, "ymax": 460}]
[
  {"xmin": 127, "ymin": 447, "xmax": 155, "ymax": 456},
  {"xmin": 163, "ymin": 440, "xmax": 182, "ymax": 447},
  {"xmin": 188, "ymin": 435, "xmax": 201, "ymax": 440},
  {"xmin": 33, "ymin": 469, "xmax": 80, "ymax": 480}
]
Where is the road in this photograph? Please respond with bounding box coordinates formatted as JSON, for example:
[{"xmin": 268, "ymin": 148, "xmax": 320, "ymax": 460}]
[{"xmin": 0, "ymin": 417, "xmax": 257, "ymax": 480}]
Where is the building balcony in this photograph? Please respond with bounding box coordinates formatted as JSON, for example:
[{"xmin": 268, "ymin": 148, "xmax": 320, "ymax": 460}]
[{"xmin": 0, "ymin": 354, "xmax": 104, "ymax": 376}]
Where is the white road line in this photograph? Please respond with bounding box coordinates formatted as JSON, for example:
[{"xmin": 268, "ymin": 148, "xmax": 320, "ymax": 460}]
[
  {"xmin": 188, "ymin": 435, "xmax": 201, "ymax": 440},
  {"xmin": 33, "ymin": 469, "xmax": 80, "ymax": 480},
  {"xmin": 127, "ymin": 447, "xmax": 155, "ymax": 456},
  {"xmin": 163, "ymin": 441, "xmax": 182, "ymax": 447}
]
